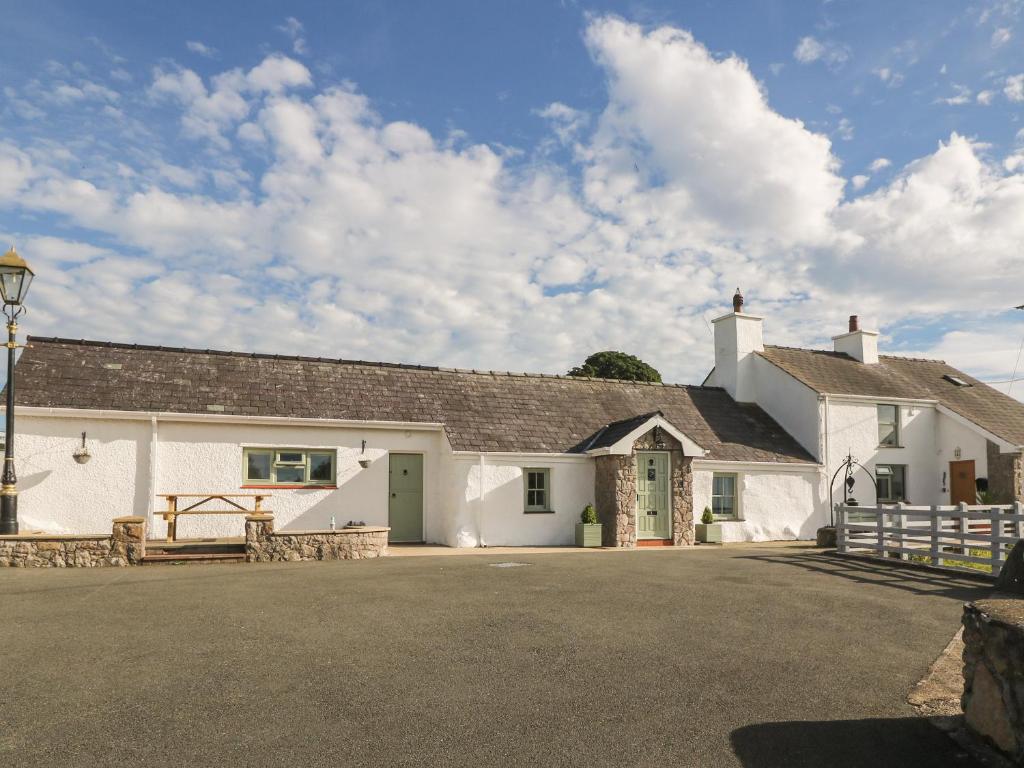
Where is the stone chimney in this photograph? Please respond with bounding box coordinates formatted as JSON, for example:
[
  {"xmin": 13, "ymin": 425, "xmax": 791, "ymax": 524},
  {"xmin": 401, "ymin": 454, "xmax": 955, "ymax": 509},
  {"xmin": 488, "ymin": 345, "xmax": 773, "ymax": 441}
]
[
  {"xmin": 712, "ymin": 288, "xmax": 763, "ymax": 402},
  {"xmin": 833, "ymin": 314, "xmax": 879, "ymax": 364}
]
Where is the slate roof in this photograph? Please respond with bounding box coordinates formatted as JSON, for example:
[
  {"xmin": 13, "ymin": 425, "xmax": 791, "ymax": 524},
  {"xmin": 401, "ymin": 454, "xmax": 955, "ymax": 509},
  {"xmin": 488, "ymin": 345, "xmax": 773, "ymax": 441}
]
[
  {"xmin": 12, "ymin": 337, "xmax": 815, "ymax": 463},
  {"xmin": 580, "ymin": 412, "xmax": 663, "ymax": 451},
  {"xmin": 759, "ymin": 345, "xmax": 1024, "ymax": 447}
]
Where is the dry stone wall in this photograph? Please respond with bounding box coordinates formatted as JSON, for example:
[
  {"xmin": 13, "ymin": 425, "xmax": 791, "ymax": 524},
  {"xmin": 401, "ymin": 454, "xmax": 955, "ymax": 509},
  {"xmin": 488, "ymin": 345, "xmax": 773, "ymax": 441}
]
[
  {"xmin": 245, "ymin": 514, "xmax": 388, "ymax": 562},
  {"xmin": 987, "ymin": 441, "xmax": 1024, "ymax": 504},
  {"xmin": 962, "ymin": 598, "xmax": 1024, "ymax": 762}
]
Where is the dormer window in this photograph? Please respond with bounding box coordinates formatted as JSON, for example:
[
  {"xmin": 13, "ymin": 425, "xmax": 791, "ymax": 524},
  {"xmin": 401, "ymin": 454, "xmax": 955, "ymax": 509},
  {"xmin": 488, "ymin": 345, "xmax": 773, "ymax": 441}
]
[{"xmin": 878, "ymin": 404, "xmax": 900, "ymax": 447}]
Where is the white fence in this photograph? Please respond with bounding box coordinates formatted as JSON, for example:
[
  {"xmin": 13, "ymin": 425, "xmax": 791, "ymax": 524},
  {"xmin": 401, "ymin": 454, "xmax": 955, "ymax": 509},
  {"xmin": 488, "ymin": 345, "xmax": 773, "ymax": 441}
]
[{"xmin": 836, "ymin": 502, "xmax": 1024, "ymax": 578}]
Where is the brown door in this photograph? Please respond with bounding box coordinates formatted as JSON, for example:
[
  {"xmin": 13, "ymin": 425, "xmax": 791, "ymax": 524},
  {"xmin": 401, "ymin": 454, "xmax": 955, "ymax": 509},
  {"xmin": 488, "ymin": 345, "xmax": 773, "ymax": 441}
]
[{"xmin": 950, "ymin": 460, "xmax": 976, "ymax": 505}]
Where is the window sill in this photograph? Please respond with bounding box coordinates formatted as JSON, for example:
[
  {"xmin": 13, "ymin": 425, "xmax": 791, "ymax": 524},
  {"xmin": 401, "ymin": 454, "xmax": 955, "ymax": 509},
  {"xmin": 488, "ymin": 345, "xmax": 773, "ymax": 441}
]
[
  {"xmin": 241, "ymin": 485, "xmax": 338, "ymax": 490},
  {"xmin": 523, "ymin": 510, "xmax": 555, "ymax": 515},
  {"xmin": 877, "ymin": 445, "xmax": 904, "ymax": 449}
]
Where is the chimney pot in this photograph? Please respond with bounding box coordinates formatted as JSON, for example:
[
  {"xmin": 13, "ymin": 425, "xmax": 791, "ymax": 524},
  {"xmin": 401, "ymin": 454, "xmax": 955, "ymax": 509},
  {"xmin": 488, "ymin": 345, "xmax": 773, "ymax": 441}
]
[
  {"xmin": 733, "ymin": 288, "xmax": 744, "ymax": 314},
  {"xmin": 849, "ymin": 315, "xmax": 859, "ymax": 333}
]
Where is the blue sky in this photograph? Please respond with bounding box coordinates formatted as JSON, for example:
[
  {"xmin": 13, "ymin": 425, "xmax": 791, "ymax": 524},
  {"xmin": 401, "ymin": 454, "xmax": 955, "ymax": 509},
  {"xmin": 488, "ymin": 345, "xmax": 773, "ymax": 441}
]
[{"xmin": 2, "ymin": 0, "xmax": 1024, "ymax": 389}]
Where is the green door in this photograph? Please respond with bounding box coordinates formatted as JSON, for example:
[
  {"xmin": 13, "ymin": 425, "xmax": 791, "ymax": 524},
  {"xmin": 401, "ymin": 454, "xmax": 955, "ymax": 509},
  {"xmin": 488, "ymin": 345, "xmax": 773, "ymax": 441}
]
[
  {"xmin": 636, "ymin": 452, "xmax": 670, "ymax": 540},
  {"xmin": 388, "ymin": 454, "xmax": 423, "ymax": 543}
]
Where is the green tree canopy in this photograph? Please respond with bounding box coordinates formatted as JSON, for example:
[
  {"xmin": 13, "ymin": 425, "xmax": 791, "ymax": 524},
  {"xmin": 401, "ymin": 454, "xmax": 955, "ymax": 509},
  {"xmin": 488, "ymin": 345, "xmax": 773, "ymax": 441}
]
[{"xmin": 567, "ymin": 351, "xmax": 662, "ymax": 383}]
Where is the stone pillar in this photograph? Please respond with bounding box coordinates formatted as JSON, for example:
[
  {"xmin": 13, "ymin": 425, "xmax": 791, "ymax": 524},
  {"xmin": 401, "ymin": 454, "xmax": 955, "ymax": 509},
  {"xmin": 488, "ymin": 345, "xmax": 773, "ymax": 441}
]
[
  {"xmin": 594, "ymin": 454, "xmax": 636, "ymax": 548},
  {"xmin": 111, "ymin": 516, "xmax": 146, "ymax": 565},
  {"xmin": 672, "ymin": 455, "xmax": 694, "ymax": 546},
  {"xmin": 987, "ymin": 441, "xmax": 1023, "ymax": 504},
  {"xmin": 245, "ymin": 513, "xmax": 275, "ymax": 562}
]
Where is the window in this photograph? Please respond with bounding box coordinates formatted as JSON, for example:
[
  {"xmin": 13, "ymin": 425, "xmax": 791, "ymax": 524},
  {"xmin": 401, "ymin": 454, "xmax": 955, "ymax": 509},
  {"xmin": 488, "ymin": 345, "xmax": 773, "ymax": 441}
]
[
  {"xmin": 877, "ymin": 404, "xmax": 900, "ymax": 447},
  {"xmin": 711, "ymin": 473, "xmax": 738, "ymax": 520},
  {"xmin": 876, "ymin": 464, "xmax": 906, "ymax": 503},
  {"xmin": 243, "ymin": 448, "xmax": 336, "ymax": 486},
  {"xmin": 524, "ymin": 468, "xmax": 551, "ymax": 512}
]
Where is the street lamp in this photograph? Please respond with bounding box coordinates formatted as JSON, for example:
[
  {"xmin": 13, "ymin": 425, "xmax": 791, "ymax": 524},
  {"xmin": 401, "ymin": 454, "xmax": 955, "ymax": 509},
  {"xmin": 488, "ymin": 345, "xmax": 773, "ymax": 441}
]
[{"xmin": 0, "ymin": 247, "xmax": 34, "ymax": 535}]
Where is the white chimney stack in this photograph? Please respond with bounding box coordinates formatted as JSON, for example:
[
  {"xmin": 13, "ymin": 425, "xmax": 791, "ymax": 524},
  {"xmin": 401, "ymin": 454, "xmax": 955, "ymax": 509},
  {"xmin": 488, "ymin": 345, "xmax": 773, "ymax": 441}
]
[
  {"xmin": 711, "ymin": 289, "xmax": 763, "ymax": 402},
  {"xmin": 832, "ymin": 314, "xmax": 879, "ymax": 364}
]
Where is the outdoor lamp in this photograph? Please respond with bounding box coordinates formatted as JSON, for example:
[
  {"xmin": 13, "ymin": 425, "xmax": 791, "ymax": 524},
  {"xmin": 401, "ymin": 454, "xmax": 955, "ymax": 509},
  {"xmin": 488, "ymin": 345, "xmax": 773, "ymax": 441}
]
[
  {"xmin": 0, "ymin": 246, "xmax": 35, "ymax": 535},
  {"xmin": 0, "ymin": 247, "xmax": 34, "ymax": 307}
]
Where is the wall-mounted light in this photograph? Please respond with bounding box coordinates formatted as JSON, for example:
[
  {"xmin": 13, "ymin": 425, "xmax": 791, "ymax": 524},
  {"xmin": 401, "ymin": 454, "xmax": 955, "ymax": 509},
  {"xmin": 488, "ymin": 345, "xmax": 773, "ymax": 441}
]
[
  {"xmin": 653, "ymin": 425, "xmax": 666, "ymax": 449},
  {"xmin": 358, "ymin": 439, "xmax": 371, "ymax": 469},
  {"xmin": 954, "ymin": 446, "xmax": 962, "ymax": 460},
  {"xmin": 73, "ymin": 431, "xmax": 91, "ymax": 464}
]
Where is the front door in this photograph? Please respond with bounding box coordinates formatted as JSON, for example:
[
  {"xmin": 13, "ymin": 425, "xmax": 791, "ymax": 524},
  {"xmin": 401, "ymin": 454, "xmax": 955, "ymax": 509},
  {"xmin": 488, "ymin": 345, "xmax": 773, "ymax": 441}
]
[
  {"xmin": 636, "ymin": 452, "xmax": 670, "ymax": 540},
  {"xmin": 950, "ymin": 460, "xmax": 976, "ymax": 505},
  {"xmin": 389, "ymin": 454, "xmax": 423, "ymax": 543}
]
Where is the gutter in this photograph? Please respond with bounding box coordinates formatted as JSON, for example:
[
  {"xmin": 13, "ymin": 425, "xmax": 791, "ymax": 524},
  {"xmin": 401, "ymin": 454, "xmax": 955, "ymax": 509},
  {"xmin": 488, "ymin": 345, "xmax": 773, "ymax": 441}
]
[{"xmin": 9, "ymin": 406, "xmax": 445, "ymax": 432}]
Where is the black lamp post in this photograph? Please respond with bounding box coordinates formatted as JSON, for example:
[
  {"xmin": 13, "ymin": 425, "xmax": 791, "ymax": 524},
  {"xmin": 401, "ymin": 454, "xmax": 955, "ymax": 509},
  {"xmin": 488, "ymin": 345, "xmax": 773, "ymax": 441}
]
[{"xmin": 0, "ymin": 247, "xmax": 34, "ymax": 535}]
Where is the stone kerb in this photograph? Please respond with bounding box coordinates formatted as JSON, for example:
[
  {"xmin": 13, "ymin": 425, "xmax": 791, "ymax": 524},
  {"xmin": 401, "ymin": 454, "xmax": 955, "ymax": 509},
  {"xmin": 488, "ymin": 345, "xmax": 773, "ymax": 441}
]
[{"xmin": 245, "ymin": 513, "xmax": 389, "ymax": 562}]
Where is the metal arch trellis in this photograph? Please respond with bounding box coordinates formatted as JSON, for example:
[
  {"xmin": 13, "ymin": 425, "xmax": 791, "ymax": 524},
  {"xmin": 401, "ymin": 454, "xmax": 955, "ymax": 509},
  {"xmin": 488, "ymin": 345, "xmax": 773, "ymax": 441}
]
[{"xmin": 828, "ymin": 452, "xmax": 879, "ymax": 527}]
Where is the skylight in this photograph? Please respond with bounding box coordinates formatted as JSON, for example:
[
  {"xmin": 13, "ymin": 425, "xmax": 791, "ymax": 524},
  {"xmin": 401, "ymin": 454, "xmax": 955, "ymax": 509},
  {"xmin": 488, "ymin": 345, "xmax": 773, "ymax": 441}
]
[{"xmin": 943, "ymin": 374, "xmax": 971, "ymax": 387}]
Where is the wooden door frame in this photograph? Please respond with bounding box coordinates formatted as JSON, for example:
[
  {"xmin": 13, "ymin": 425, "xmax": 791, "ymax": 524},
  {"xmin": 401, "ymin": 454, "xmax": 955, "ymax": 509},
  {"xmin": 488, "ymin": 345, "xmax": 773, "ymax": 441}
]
[
  {"xmin": 388, "ymin": 452, "xmax": 425, "ymax": 543},
  {"xmin": 635, "ymin": 450, "xmax": 672, "ymax": 540},
  {"xmin": 949, "ymin": 459, "xmax": 977, "ymax": 506}
]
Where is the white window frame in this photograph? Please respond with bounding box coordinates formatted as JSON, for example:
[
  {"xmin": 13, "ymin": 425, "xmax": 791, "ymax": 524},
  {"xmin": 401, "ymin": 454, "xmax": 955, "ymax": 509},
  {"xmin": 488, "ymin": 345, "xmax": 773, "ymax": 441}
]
[
  {"xmin": 523, "ymin": 468, "xmax": 552, "ymax": 513},
  {"xmin": 243, "ymin": 447, "xmax": 337, "ymax": 486},
  {"xmin": 711, "ymin": 472, "xmax": 740, "ymax": 520},
  {"xmin": 877, "ymin": 404, "xmax": 901, "ymax": 448}
]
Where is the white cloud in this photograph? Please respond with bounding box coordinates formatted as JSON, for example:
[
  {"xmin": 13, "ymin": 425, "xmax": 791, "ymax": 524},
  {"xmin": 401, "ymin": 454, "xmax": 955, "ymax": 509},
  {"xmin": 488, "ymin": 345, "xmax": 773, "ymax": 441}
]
[
  {"xmin": 835, "ymin": 117, "xmax": 854, "ymax": 141},
  {"xmin": 6, "ymin": 16, "xmax": 1024, "ymax": 386},
  {"xmin": 186, "ymin": 40, "xmax": 218, "ymax": 58},
  {"xmin": 277, "ymin": 17, "xmax": 309, "ymax": 55},
  {"xmin": 793, "ymin": 36, "xmax": 850, "ymax": 68},
  {"xmin": 977, "ymin": 89, "xmax": 995, "ymax": 105},
  {"xmin": 936, "ymin": 83, "xmax": 973, "ymax": 105},
  {"xmin": 1006, "ymin": 74, "xmax": 1024, "ymax": 102},
  {"xmin": 992, "ymin": 27, "xmax": 1013, "ymax": 47}
]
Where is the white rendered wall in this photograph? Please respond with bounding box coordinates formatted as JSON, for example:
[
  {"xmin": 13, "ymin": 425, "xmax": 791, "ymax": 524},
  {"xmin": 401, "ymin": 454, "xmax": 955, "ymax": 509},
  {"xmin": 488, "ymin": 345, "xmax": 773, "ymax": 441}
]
[
  {"xmin": 14, "ymin": 413, "xmax": 447, "ymax": 540},
  {"xmin": 750, "ymin": 355, "xmax": 822, "ymax": 460},
  {"xmin": 447, "ymin": 455, "xmax": 595, "ymax": 547},
  {"xmin": 712, "ymin": 314, "xmax": 764, "ymax": 403},
  {"xmin": 16, "ymin": 416, "xmax": 151, "ymax": 534},
  {"xmin": 692, "ymin": 463, "xmax": 826, "ymax": 542},
  {"xmin": 824, "ymin": 399, "xmax": 992, "ymax": 507}
]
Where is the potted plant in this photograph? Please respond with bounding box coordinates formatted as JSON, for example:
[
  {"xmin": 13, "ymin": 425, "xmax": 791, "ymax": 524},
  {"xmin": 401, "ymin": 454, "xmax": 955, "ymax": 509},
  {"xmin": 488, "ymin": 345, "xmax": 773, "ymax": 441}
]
[
  {"xmin": 575, "ymin": 504, "xmax": 602, "ymax": 547},
  {"xmin": 695, "ymin": 506, "xmax": 722, "ymax": 544}
]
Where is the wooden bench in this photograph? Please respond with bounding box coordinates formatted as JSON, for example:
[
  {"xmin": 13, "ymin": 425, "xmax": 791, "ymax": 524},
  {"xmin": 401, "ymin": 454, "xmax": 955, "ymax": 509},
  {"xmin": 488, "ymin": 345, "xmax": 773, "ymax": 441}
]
[{"xmin": 158, "ymin": 494, "xmax": 271, "ymax": 543}]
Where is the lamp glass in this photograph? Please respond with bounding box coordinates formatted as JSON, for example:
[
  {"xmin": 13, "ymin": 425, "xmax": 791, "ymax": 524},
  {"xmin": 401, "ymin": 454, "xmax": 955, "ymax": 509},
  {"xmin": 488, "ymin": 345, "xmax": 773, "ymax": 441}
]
[{"xmin": 0, "ymin": 264, "xmax": 32, "ymax": 305}]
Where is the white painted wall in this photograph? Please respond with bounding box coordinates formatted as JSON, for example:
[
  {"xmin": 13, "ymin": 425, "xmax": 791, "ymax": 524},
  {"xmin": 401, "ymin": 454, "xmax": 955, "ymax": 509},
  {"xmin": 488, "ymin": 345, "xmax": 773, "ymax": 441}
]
[
  {"xmin": 15, "ymin": 413, "xmax": 448, "ymax": 540},
  {"xmin": 447, "ymin": 455, "xmax": 595, "ymax": 547},
  {"xmin": 750, "ymin": 355, "xmax": 822, "ymax": 460},
  {"xmin": 825, "ymin": 399, "xmax": 991, "ymax": 507},
  {"xmin": 712, "ymin": 313, "xmax": 764, "ymax": 403},
  {"xmin": 692, "ymin": 463, "xmax": 827, "ymax": 542},
  {"xmin": 16, "ymin": 416, "xmax": 151, "ymax": 534}
]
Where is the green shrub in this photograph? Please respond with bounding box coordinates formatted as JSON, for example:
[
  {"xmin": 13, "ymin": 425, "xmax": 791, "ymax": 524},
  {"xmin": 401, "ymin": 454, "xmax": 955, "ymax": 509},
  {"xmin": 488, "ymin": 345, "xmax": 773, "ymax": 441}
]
[
  {"xmin": 700, "ymin": 506, "xmax": 714, "ymax": 525},
  {"xmin": 581, "ymin": 504, "xmax": 598, "ymax": 525}
]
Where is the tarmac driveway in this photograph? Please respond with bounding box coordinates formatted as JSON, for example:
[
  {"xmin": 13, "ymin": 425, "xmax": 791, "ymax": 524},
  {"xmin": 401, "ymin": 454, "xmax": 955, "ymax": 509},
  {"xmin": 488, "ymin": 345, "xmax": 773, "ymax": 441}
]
[{"xmin": 0, "ymin": 544, "xmax": 990, "ymax": 767}]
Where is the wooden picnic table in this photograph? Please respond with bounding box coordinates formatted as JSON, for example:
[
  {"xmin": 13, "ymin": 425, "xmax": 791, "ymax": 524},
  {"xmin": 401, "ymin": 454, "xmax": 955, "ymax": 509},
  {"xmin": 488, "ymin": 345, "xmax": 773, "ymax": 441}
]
[{"xmin": 157, "ymin": 493, "xmax": 271, "ymax": 543}]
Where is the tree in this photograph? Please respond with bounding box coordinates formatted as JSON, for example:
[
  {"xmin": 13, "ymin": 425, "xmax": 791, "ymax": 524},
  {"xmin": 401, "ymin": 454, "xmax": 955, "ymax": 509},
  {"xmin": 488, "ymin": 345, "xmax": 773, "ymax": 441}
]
[{"xmin": 567, "ymin": 351, "xmax": 662, "ymax": 383}]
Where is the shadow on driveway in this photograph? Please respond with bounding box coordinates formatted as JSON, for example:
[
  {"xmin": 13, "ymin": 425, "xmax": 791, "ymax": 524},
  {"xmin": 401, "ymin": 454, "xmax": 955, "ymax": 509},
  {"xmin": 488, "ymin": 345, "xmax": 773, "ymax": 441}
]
[
  {"xmin": 731, "ymin": 717, "xmax": 976, "ymax": 767},
  {"xmin": 737, "ymin": 548, "xmax": 993, "ymax": 602}
]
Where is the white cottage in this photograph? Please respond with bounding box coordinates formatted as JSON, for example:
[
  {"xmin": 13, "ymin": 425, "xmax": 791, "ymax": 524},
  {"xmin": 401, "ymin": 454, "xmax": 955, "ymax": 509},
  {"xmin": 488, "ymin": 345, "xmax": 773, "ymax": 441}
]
[{"xmin": 8, "ymin": 292, "xmax": 1024, "ymax": 546}]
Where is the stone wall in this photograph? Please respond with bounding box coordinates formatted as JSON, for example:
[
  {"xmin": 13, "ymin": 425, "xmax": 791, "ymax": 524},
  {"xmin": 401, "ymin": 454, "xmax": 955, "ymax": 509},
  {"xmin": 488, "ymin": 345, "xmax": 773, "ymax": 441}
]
[
  {"xmin": 245, "ymin": 514, "xmax": 389, "ymax": 562},
  {"xmin": 987, "ymin": 441, "xmax": 1023, "ymax": 504},
  {"xmin": 962, "ymin": 598, "xmax": 1024, "ymax": 762},
  {"xmin": 0, "ymin": 516, "xmax": 146, "ymax": 567},
  {"xmin": 592, "ymin": 428, "xmax": 695, "ymax": 548}
]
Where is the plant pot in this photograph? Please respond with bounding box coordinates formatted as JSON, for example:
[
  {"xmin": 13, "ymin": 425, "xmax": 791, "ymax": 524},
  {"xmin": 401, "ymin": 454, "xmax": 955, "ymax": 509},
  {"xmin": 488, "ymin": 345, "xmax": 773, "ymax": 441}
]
[
  {"xmin": 575, "ymin": 522, "xmax": 602, "ymax": 547},
  {"xmin": 695, "ymin": 523, "xmax": 723, "ymax": 544},
  {"xmin": 358, "ymin": 458, "xmax": 371, "ymax": 469}
]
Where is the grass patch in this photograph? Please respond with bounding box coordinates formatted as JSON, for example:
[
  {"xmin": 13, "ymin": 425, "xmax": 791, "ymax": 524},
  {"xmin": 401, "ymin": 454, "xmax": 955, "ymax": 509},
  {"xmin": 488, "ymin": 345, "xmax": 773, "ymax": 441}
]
[{"xmin": 908, "ymin": 548, "xmax": 993, "ymax": 573}]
